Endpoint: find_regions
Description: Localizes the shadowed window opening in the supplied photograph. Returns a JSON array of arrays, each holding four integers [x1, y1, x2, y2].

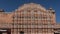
[[0, 32, 2, 34], [54, 32, 60, 34], [20, 31, 24, 34]]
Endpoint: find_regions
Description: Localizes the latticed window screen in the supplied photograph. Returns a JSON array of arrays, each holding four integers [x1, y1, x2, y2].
[[12, 9, 53, 34]]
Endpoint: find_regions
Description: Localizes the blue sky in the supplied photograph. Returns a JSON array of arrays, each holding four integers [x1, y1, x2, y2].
[[0, 0, 60, 23]]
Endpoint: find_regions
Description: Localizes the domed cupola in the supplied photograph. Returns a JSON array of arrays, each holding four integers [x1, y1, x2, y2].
[[48, 8, 55, 14]]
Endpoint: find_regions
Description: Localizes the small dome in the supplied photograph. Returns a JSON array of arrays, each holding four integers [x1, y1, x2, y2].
[[49, 8, 53, 10], [0, 9, 4, 12], [48, 8, 55, 14]]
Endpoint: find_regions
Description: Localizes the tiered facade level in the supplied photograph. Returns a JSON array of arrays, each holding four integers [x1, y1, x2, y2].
[[0, 3, 60, 34]]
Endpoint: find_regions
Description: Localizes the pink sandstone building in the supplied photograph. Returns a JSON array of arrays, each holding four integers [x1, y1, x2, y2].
[[0, 3, 60, 34]]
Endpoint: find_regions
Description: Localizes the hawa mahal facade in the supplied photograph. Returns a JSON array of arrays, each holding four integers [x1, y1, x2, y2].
[[0, 3, 60, 34]]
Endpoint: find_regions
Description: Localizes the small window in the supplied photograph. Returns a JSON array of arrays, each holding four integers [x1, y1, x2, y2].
[[20, 31, 24, 34]]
